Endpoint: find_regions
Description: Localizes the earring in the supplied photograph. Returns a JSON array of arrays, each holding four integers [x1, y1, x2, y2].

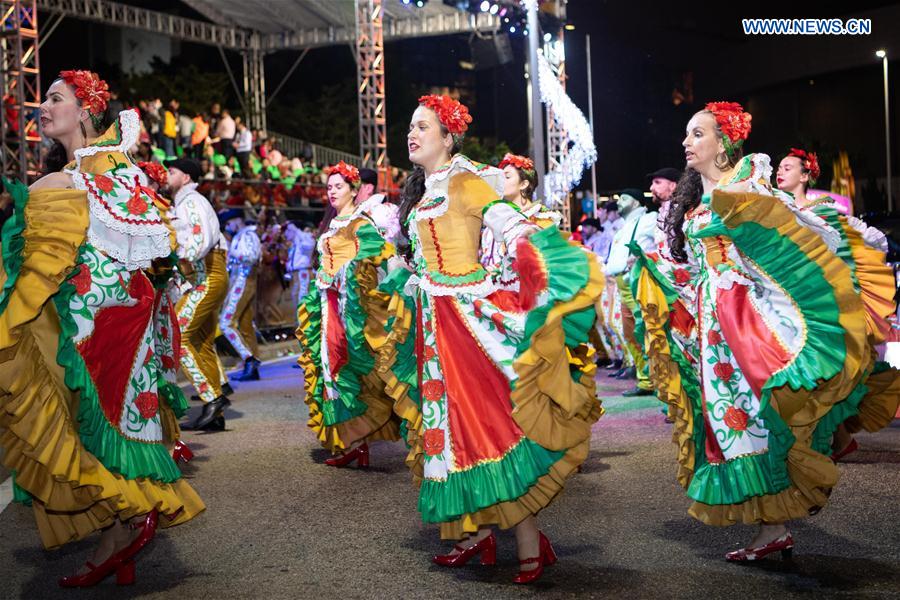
[[714, 152, 729, 170]]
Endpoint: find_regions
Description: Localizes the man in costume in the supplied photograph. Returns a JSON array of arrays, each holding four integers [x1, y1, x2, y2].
[[606, 188, 657, 396], [166, 158, 233, 431], [220, 211, 263, 381]]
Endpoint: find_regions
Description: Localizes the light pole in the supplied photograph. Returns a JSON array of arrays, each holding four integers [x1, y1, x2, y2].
[[877, 49, 892, 212]]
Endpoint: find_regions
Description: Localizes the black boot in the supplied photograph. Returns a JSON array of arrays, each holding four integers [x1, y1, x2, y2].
[[202, 415, 226, 431], [616, 366, 637, 380], [231, 357, 260, 382], [188, 395, 231, 430], [605, 359, 623, 371], [222, 382, 235, 396]]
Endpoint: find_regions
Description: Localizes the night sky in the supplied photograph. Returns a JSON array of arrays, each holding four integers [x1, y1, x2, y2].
[[36, 0, 900, 208]]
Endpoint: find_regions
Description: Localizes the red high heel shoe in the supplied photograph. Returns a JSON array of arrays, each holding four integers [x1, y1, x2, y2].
[[114, 510, 159, 562], [512, 532, 557, 584], [725, 532, 794, 562], [58, 511, 158, 588], [831, 438, 859, 463], [58, 555, 133, 588], [324, 443, 369, 468], [432, 532, 497, 567], [172, 440, 194, 464]]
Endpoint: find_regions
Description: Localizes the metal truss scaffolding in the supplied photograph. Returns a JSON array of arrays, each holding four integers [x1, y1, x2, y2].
[[544, 1, 569, 228], [356, 0, 388, 181], [242, 41, 266, 131], [1, 0, 41, 182]]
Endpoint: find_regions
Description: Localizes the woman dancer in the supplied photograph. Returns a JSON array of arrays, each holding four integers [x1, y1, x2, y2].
[[0, 71, 203, 586], [382, 95, 603, 583], [480, 153, 560, 288], [777, 147, 900, 460], [295, 161, 400, 467], [659, 101, 870, 560]]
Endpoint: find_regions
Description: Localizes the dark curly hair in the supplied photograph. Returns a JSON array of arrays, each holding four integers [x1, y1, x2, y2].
[[663, 110, 744, 262]]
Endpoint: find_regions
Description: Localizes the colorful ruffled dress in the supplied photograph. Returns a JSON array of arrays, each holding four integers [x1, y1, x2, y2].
[[382, 155, 603, 539], [796, 197, 900, 433], [295, 207, 401, 452], [480, 201, 561, 290], [0, 110, 204, 549], [642, 154, 871, 525]]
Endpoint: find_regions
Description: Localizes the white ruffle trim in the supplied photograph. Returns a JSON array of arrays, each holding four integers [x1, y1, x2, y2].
[[73, 109, 142, 167], [716, 268, 753, 291], [885, 342, 900, 369], [68, 109, 171, 270], [414, 272, 497, 298], [413, 155, 504, 223]]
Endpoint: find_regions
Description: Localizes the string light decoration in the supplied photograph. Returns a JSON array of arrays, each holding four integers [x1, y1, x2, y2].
[[536, 49, 596, 207]]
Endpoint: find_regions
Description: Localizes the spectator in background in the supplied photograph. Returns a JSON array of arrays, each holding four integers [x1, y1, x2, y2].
[[209, 102, 221, 137], [162, 99, 179, 158], [200, 157, 215, 180], [105, 89, 124, 122], [191, 112, 210, 158], [215, 108, 236, 160], [234, 119, 253, 176], [593, 200, 624, 262], [148, 98, 163, 148], [267, 140, 283, 168], [178, 110, 193, 152]]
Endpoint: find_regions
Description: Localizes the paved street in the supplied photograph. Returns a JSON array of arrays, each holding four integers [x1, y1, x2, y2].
[[1, 357, 899, 599]]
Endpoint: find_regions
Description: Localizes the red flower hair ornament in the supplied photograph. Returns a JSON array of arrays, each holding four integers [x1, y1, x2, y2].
[[704, 101, 752, 158], [138, 161, 168, 187], [498, 153, 535, 175], [418, 94, 472, 137], [325, 161, 361, 187], [58, 70, 110, 129], [787, 147, 821, 183]]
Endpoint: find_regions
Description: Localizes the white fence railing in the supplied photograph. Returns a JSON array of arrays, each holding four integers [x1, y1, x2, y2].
[[267, 130, 361, 168]]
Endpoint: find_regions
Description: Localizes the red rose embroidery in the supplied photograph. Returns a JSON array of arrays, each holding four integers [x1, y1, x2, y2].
[[422, 379, 445, 402], [724, 406, 749, 431], [192, 224, 202, 234], [179, 347, 188, 358], [707, 329, 723, 346], [126, 194, 148, 215], [423, 428, 445, 456], [613, 313, 621, 320], [423, 346, 437, 362], [713, 361, 735, 382], [160, 326, 169, 340], [194, 285, 206, 293], [234, 287, 243, 294], [673, 268, 691, 285], [646, 251, 660, 262], [143, 349, 154, 365], [178, 316, 189, 327], [135, 392, 159, 419], [94, 174, 115, 193], [71, 263, 92, 295], [198, 382, 209, 393], [161, 355, 176, 370], [490, 312, 507, 335]]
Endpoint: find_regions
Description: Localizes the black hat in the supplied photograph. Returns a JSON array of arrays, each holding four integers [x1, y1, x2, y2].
[[218, 208, 244, 227], [359, 168, 378, 187], [164, 158, 203, 182], [646, 167, 681, 183]]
